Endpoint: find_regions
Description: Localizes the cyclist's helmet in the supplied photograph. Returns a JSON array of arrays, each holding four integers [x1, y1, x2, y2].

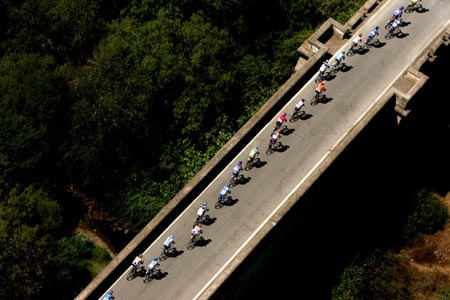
[[138, 253, 143, 258], [321, 81, 325, 84], [358, 33, 362, 37], [282, 112, 287, 116], [202, 202, 207, 206], [400, 6, 404, 11], [239, 160, 242, 165], [375, 26, 379, 30], [325, 59, 329, 63], [341, 51, 345, 54], [153, 256, 158, 261]]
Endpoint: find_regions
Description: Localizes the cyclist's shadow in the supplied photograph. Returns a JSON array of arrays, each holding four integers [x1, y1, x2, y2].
[[223, 196, 239, 207], [320, 96, 333, 104], [238, 176, 251, 185], [280, 127, 295, 136], [202, 216, 217, 226], [299, 113, 313, 120], [195, 238, 212, 248], [167, 248, 184, 258], [276, 144, 289, 153], [152, 270, 168, 280], [254, 160, 267, 169]]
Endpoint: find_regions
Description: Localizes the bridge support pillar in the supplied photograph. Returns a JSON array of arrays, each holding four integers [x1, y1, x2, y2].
[[392, 69, 428, 118]]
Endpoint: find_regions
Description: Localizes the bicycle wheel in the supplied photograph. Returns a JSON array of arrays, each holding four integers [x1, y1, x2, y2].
[[310, 95, 319, 106], [215, 200, 224, 209], [126, 269, 135, 281], [159, 250, 168, 261], [266, 144, 275, 155], [385, 31, 394, 40], [404, 5, 415, 13], [187, 239, 195, 250], [314, 74, 322, 83], [143, 271, 154, 283], [289, 111, 297, 123]]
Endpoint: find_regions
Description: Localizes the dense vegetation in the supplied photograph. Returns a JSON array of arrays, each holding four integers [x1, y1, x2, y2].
[[0, 0, 447, 299]]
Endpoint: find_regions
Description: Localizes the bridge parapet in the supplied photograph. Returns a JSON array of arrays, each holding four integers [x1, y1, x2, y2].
[[393, 21, 450, 117]]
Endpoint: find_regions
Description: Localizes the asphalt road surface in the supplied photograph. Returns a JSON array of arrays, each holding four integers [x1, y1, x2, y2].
[[99, 1, 450, 299]]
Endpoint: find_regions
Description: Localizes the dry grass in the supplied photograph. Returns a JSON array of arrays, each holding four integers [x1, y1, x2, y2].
[[396, 192, 450, 300]]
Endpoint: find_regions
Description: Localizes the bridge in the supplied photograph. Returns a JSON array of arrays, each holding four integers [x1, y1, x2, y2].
[[76, 0, 450, 299]]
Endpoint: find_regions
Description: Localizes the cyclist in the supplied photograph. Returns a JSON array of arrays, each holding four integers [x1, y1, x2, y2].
[[146, 257, 160, 275], [389, 18, 402, 33], [334, 51, 346, 67], [196, 202, 209, 223], [318, 60, 329, 79], [131, 253, 144, 274], [407, 0, 420, 8], [393, 6, 404, 19], [103, 290, 114, 300], [191, 224, 203, 240], [350, 33, 363, 51], [218, 185, 230, 202], [315, 81, 326, 100], [270, 129, 281, 147], [163, 234, 175, 254], [247, 146, 259, 164], [294, 98, 305, 114], [232, 160, 243, 183], [275, 112, 287, 129], [366, 26, 379, 43]]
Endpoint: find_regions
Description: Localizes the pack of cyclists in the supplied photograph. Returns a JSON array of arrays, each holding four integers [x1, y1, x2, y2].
[[110, 4, 419, 296]]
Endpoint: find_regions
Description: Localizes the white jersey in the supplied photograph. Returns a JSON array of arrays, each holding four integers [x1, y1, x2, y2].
[[319, 63, 328, 72], [197, 206, 206, 217]]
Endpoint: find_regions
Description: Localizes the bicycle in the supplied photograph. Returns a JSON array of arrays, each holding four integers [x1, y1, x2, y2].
[[364, 37, 380, 48], [159, 244, 176, 261], [244, 157, 260, 171], [126, 264, 144, 280], [289, 108, 306, 123], [385, 27, 401, 39], [310, 89, 326, 106], [404, 1, 422, 13], [346, 44, 365, 56], [329, 61, 346, 75], [266, 140, 283, 155], [314, 69, 331, 83], [216, 186, 231, 208], [187, 234, 203, 250], [143, 263, 161, 283]]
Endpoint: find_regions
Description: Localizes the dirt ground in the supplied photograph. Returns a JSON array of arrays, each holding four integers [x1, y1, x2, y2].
[[396, 191, 450, 300]]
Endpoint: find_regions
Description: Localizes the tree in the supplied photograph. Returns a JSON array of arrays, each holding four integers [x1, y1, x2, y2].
[[0, 186, 62, 300], [0, 53, 68, 191]]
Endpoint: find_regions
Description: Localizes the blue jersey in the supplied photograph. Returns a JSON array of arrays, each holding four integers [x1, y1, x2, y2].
[[232, 163, 242, 175], [219, 186, 229, 198], [336, 52, 345, 62], [368, 29, 378, 39], [164, 235, 174, 247]]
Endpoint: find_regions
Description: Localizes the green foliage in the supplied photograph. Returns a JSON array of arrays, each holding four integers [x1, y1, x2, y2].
[[42, 234, 111, 300], [0, 53, 68, 188], [332, 250, 409, 300], [2, 0, 106, 63], [440, 289, 450, 300], [402, 189, 449, 243], [0, 185, 62, 300]]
